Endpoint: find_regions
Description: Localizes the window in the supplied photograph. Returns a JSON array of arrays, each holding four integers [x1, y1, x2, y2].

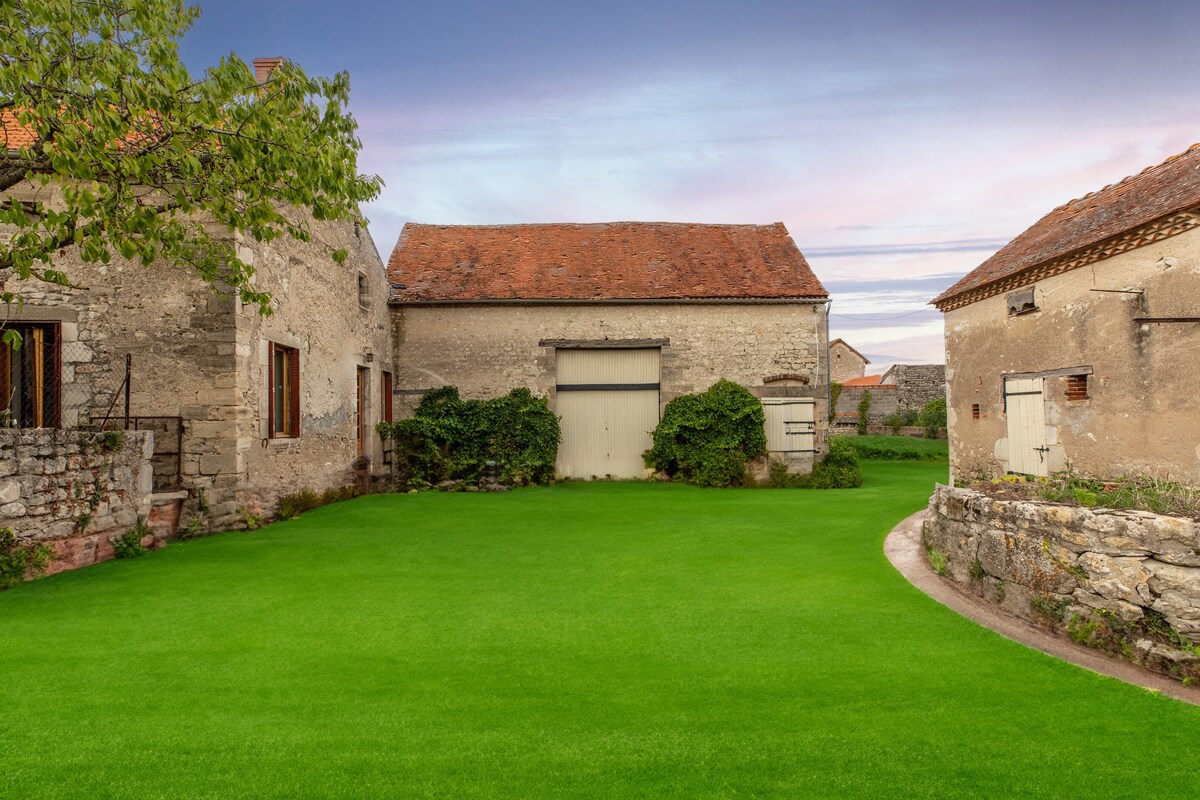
[[381, 370, 394, 423], [268, 343, 300, 438], [0, 323, 61, 429], [971, 403, 980, 420], [1065, 374, 1089, 401]]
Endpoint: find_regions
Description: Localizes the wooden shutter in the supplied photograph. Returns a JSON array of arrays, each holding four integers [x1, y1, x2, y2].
[[288, 346, 300, 437], [381, 371, 393, 423], [267, 343, 276, 437]]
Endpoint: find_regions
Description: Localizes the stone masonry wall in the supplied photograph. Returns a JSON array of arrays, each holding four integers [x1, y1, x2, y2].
[[890, 365, 946, 411], [392, 301, 830, 441], [0, 429, 154, 576], [833, 386, 898, 423], [233, 219, 395, 517], [924, 485, 1200, 679]]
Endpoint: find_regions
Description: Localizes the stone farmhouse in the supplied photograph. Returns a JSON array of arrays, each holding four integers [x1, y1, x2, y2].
[[387, 222, 832, 478], [829, 338, 869, 383], [1, 87, 396, 547], [933, 142, 1200, 484]]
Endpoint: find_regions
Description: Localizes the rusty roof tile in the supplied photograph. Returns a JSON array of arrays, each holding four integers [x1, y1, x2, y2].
[[934, 142, 1200, 308], [387, 222, 827, 302]]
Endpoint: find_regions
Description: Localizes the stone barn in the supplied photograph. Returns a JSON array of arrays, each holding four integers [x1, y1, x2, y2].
[[387, 222, 831, 478], [829, 338, 869, 383], [933, 142, 1200, 483]]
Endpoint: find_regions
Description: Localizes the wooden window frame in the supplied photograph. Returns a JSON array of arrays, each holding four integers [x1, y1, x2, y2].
[[356, 366, 369, 457], [268, 342, 301, 439]]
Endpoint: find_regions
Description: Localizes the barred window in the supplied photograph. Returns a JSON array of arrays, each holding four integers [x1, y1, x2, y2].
[[0, 323, 61, 429]]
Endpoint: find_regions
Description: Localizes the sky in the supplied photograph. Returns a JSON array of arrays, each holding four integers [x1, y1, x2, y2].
[[178, 0, 1200, 371]]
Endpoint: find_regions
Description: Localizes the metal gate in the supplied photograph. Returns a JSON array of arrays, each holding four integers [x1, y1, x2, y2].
[[1003, 376, 1049, 476], [762, 398, 816, 454], [555, 348, 660, 479]]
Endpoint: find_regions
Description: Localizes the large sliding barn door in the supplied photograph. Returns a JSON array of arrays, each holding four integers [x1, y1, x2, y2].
[[1004, 376, 1049, 476], [556, 349, 660, 479]]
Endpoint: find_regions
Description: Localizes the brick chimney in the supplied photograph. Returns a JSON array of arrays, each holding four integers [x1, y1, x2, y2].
[[253, 57, 285, 85]]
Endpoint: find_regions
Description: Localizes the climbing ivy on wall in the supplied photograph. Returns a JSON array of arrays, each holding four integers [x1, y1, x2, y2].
[[377, 387, 560, 486], [645, 379, 767, 487]]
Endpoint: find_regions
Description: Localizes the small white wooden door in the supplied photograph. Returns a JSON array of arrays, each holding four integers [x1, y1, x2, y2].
[[762, 399, 816, 454], [1004, 377, 1049, 476]]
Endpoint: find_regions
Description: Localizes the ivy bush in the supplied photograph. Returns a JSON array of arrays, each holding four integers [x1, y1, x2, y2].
[[809, 437, 864, 489], [856, 391, 872, 435], [377, 386, 560, 487], [645, 379, 766, 487]]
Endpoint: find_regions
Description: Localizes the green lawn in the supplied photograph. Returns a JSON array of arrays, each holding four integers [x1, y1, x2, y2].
[[840, 434, 949, 460], [3, 461, 1199, 798]]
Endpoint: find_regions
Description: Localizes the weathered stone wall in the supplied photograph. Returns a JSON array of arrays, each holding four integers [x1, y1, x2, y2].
[[888, 365, 946, 411], [833, 386, 898, 422], [924, 485, 1200, 677], [233, 220, 395, 518], [0, 429, 154, 575], [942, 226, 1200, 483], [2, 179, 395, 528], [391, 301, 831, 443]]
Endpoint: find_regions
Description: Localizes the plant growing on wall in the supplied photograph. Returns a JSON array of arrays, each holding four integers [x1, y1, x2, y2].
[[0, 0, 381, 326], [856, 391, 872, 435], [377, 387, 560, 487], [830, 381, 843, 418], [645, 379, 767, 487], [0, 527, 52, 589]]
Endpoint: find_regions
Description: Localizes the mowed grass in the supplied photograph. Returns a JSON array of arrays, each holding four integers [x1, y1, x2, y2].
[[840, 434, 949, 460], [3, 462, 1199, 798]]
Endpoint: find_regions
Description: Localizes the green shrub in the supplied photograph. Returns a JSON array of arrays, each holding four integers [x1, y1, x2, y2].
[[829, 381, 843, 416], [917, 397, 947, 438], [645, 379, 766, 487], [275, 488, 321, 520], [0, 527, 53, 589], [856, 391, 872, 435], [883, 409, 920, 428], [378, 387, 559, 486], [809, 437, 863, 489], [765, 459, 811, 488], [840, 435, 947, 461], [111, 519, 149, 559]]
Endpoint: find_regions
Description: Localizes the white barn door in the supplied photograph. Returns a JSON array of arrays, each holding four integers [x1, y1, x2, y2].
[[762, 399, 816, 454], [1004, 377, 1048, 476], [556, 349, 661, 479]]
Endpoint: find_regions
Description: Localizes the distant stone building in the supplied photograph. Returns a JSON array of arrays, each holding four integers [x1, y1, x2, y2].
[[829, 338, 869, 383], [880, 364, 946, 411], [934, 142, 1200, 483], [387, 222, 831, 478]]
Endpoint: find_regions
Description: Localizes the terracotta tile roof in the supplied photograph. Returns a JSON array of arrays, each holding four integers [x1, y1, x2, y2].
[[387, 222, 827, 302], [934, 142, 1200, 309], [829, 338, 869, 363], [841, 375, 890, 387], [2, 111, 37, 151]]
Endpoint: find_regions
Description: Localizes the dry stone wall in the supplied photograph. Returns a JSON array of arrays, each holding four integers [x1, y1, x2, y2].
[[924, 485, 1200, 679], [0, 429, 155, 575]]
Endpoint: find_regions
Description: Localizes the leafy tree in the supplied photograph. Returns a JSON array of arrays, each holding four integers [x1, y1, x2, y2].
[[0, 0, 381, 326]]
